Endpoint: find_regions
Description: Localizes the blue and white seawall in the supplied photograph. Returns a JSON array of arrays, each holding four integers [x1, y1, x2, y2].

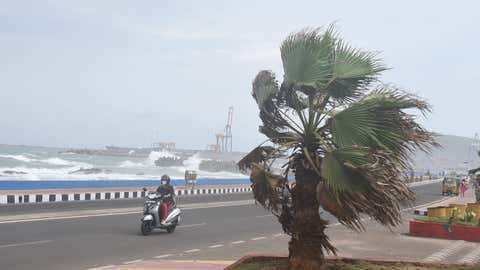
[[0, 180, 252, 204]]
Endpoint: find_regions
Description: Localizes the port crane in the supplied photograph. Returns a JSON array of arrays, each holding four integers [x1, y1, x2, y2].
[[207, 106, 233, 152]]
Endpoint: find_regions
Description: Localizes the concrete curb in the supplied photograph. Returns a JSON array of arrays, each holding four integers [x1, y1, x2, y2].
[[224, 254, 478, 269], [410, 220, 480, 242], [0, 185, 252, 205], [224, 254, 285, 270]]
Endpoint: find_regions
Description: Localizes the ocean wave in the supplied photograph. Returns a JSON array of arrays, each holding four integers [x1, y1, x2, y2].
[[0, 166, 174, 180], [182, 153, 203, 170], [0, 154, 35, 163], [39, 157, 92, 167], [41, 157, 72, 166], [147, 151, 180, 165], [171, 166, 246, 179], [118, 160, 148, 168]]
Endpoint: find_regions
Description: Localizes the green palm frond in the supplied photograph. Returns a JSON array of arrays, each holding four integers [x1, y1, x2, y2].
[[328, 86, 437, 169], [252, 70, 279, 109], [326, 40, 386, 101], [249, 164, 287, 213], [237, 146, 280, 171], [277, 83, 309, 112], [469, 167, 480, 175], [259, 126, 301, 146], [280, 27, 336, 91], [320, 147, 373, 193], [318, 149, 415, 230]]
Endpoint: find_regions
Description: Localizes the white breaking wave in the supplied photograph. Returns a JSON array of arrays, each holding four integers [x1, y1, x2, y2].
[[0, 148, 246, 180], [40, 157, 92, 167], [41, 157, 72, 166], [118, 160, 148, 168], [0, 166, 176, 180], [0, 154, 35, 163], [172, 167, 245, 179], [0, 154, 91, 168], [169, 154, 245, 179], [147, 150, 180, 165], [182, 153, 203, 170]]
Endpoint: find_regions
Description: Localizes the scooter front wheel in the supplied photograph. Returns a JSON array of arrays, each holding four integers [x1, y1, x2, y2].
[[141, 221, 153, 235]]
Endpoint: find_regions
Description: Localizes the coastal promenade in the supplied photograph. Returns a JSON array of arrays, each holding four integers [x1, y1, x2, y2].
[[1, 180, 474, 270]]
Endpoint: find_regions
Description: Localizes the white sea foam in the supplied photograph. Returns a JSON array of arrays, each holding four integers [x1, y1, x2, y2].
[[0, 154, 35, 163], [182, 153, 203, 170], [0, 166, 176, 180], [41, 157, 72, 166], [118, 160, 147, 168], [147, 150, 180, 165], [0, 148, 246, 180], [186, 169, 245, 179], [40, 157, 93, 167], [169, 154, 245, 179]]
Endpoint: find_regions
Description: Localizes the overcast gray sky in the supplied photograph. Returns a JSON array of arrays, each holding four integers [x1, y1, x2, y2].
[[1, 0, 479, 151]]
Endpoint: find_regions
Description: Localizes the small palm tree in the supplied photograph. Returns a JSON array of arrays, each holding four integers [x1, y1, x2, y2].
[[469, 151, 480, 175], [239, 26, 437, 270], [468, 151, 480, 203]]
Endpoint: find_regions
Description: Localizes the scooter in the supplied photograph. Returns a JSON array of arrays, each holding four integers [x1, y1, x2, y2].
[[140, 188, 182, 235]]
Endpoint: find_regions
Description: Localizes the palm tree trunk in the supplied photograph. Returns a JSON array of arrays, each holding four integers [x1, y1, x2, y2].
[[288, 166, 334, 270]]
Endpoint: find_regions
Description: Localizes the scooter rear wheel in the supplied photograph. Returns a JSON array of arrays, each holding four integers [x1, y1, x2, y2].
[[166, 225, 176, 233], [141, 221, 153, 235]]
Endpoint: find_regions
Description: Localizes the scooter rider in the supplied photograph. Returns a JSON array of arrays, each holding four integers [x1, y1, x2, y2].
[[157, 174, 175, 225]]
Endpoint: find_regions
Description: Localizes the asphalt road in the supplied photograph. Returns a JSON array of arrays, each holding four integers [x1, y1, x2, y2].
[[0, 182, 445, 270]]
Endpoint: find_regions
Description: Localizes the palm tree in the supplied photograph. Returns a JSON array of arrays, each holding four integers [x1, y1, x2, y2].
[[468, 151, 480, 203], [238, 26, 437, 270], [468, 151, 480, 175]]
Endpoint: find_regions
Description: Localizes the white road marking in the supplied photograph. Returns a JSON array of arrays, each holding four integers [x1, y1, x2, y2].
[[0, 200, 254, 224], [0, 212, 140, 225], [273, 233, 283, 237], [0, 240, 53, 249], [403, 197, 451, 212], [154, 254, 173, 259], [209, 244, 224, 248], [184, 249, 200, 253], [231, 240, 245, 245], [424, 241, 467, 262], [327, 217, 370, 228], [255, 214, 274, 218], [85, 265, 116, 270], [123, 259, 142, 264], [407, 178, 443, 187], [251, 236, 267, 241], [178, 222, 206, 228], [457, 244, 480, 264]]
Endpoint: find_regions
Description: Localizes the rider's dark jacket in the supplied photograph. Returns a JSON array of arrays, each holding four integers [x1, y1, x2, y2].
[[156, 184, 175, 204]]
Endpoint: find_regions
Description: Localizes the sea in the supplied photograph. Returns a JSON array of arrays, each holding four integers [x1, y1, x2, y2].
[[0, 144, 249, 189]]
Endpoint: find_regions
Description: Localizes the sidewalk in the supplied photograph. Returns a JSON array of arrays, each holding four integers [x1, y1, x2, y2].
[[414, 188, 476, 216], [95, 260, 234, 270]]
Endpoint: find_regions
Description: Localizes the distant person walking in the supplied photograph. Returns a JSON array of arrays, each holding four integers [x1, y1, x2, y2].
[[460, 179, 468, 198]]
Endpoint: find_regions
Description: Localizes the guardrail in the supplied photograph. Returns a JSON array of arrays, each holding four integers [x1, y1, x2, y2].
[[0, 185, 252, 205]]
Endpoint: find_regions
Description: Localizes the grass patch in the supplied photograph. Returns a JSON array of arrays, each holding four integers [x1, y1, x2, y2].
[[231, 257, 480, 270], [415, 217, 479, 227]]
